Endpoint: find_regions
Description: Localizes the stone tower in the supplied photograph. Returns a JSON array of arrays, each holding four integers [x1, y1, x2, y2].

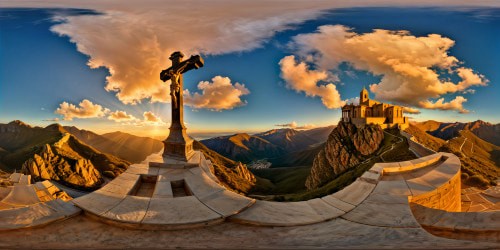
[[360, 86, 369, 104]]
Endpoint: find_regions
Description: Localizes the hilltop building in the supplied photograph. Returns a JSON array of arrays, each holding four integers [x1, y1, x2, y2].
[[341, 87, 409, 130]]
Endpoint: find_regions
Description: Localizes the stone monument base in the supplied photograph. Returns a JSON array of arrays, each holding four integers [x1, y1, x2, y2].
[[162, 139, 195, 162]]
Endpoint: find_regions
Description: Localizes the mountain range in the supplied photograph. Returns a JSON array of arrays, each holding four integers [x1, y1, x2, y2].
[[0, 120, 259, 193], [200, 126, 335, 165], [0, 121, 129, 189], [406, 120, 500, 188], [413, 120, 500, 146], [63, 126, 163, 164]]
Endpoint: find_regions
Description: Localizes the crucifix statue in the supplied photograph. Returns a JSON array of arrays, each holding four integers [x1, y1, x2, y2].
[[160, 51, 204, 161]]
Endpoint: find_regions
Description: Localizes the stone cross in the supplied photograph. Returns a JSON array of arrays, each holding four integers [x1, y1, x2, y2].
[[160, 51, 204, 161]]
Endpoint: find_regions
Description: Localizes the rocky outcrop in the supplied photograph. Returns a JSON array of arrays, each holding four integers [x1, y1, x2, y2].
[[234, 162, 257, 183], [193, 141, 257, 194], [305, 121, 384, 190], [22, 144, 103, 189]]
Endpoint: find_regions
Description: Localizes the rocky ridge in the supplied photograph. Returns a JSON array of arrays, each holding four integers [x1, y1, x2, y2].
[[305, 121, 384, 190], [22, 135, 103, 189]]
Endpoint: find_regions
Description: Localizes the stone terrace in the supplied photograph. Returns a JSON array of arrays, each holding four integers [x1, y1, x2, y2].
[[0, 152, 498, 248]]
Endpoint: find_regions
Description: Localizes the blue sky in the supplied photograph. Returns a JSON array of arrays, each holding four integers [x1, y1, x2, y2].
[[1, 2, 499, 138]]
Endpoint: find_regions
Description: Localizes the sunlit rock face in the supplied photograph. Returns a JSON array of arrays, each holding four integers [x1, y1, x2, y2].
[[22, 143, 103, 189], [306, 121, 383, 190]]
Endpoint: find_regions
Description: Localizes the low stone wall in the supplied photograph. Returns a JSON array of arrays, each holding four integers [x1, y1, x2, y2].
[[401, 131, 436, 157], [409, 169, 462, 212], [411, 203, 499, 242]]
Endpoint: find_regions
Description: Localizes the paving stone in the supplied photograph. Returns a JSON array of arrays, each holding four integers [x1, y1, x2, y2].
[[8, 173, 21, 183], [0, 186, 12, 200], [360, 171, 381, 184], [45, 198, 81, 216], [126, 164, 151, 175], [152, 181, 173, 198], [408, 203, 445, 226], [331, 180, 375, 206], [369, 163, 385, 174], [34, 180, 53, 191], [483, 186, 500, 199], [231, 200, 323, 226], [373, 177, 412, 196], [321, 195, 356, 212], [157, 168, 193, 181], [142, 196, 221, 225], [200, 190, 254, 217], [184, 173, 225, 200], [18, 174, 31, 185], [342, 200, 420, 228], [410, 153, 442, 168], [306, 198, 345, 220], [433, 211, 500, 231], [364, 192, 409, 204], [410, 169, 453, 188], [2, 184, 40, 205], [99, 182, 135, 196], [0, 201, 18, 210], [102, 196, 151, 223], [405, 178, 435, 196], [72, 192, 125, 215], [116, 172, 142, 180], [0, 202, 65, 230]]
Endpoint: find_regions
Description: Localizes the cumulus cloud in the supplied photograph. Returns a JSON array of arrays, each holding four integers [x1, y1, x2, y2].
[[55, 99, 109, 121], [286, 25, 488, 113], [275, 121, 316, 130], [107, 110, 166, 126], [403, 107, 421, 114], [142, 111, 166, 125], [279, 55, 345, 109], [108, 110, 137, 122], [184, 76, 250, 111], [34, 1, 342, 105], [419, 96, 469, 114]]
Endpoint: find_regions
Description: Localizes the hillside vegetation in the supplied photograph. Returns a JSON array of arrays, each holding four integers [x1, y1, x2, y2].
[[406, 122, 499, 189]]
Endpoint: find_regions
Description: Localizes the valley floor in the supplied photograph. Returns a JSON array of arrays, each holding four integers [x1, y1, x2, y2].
[[0, 214, 497, 249]]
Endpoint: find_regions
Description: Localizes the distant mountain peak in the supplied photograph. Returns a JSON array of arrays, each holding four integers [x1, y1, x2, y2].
[[45, 123, 67, 133], [8, 120, 31, 128]]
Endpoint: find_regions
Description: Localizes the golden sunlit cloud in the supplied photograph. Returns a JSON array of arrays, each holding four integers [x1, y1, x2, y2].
[[46, 1, 334, 105], [108, 110, 137, 122], [55, 99, 109, 121], [403, 107, 421, 114], [184, 76, 250, 111], [419, 96, 470, 114], [279, 55, 345, 109], [142, 111, 164, 125], [285, 25, 488, 113]]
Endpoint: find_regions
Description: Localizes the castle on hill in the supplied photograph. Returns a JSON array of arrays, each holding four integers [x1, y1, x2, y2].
[[341, 87, 409, 130]]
